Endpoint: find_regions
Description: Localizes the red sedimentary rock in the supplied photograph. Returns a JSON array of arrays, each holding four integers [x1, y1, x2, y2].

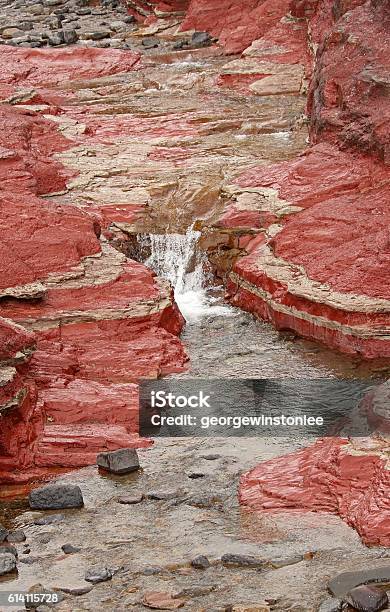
[[225, 0, 390, 358], [240, 436, 390, 547], [0, 45, 187, 488]]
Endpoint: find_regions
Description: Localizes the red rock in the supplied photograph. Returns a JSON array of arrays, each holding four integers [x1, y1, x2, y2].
[[240, 437, 390, 547], [0, 46, 140, 91], [182, 0, 292, 54], [226, 0, 390, 359]]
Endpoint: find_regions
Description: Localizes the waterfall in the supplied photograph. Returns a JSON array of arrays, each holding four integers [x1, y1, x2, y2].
[[137, 227, 233, 322]]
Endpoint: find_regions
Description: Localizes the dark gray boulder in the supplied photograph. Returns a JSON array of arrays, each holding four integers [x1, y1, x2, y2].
[[97, 448, 139, 475], [29, 484, 84, 510]]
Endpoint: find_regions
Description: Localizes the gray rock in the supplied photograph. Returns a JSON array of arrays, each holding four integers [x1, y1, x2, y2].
[[123, 15, 135, 24], [18, 22, 35, 31], [191, 555, 211, 569], [85, 567, 113, 584], [270, 554, 303, 568], [75, 7, 92, 15], [60, 585, 93, 596], [47, 31, 64, 45], [26, 4, 44, 15], [34, 513, 65, 525], [29, 484, 84, 510], [63, 29, 78, 44], [97, 448, 140, 475], [142, 37, 159, 49], [200, 454, 221, 460], [109, 20, 126, 32], [186, 494, 224, 508], [329, 567, 390, 598], [346, 585, 388, 612], [318, 598, 342, 612], [221, 553, 265, 569], [117, 493, 143, 504], [0, 553, 17, 576], [83, 30, 110, 40], [187, 472, 206, 479], [6, 529, 26, 543], [141, 566, 163, 576], [61, 543, 81, 554], [147, 490, 178, 501], [191, 31, 212, 47], [0, 524, 8, 542], [0, 543, 18, 558], [2, 27, 25, 39]]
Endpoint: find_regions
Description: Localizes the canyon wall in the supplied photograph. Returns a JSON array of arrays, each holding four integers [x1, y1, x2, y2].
[[222, 0, 390, 359]]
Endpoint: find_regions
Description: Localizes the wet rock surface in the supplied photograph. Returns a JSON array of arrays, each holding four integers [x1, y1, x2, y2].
[[29, 485, 84, 510], [0, 0, 388, 610], [97, 448, 140, 474]]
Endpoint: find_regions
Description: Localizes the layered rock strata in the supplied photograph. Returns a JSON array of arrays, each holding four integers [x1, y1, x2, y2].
[[216, 0, 390, 359], [0, 45, 187, 488]]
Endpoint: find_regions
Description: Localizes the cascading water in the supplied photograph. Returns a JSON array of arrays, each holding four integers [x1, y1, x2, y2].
[[137, 227, 234, 322]]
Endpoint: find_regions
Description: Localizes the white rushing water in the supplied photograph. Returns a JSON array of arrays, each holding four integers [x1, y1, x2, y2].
[[138, 228, 234, 322]]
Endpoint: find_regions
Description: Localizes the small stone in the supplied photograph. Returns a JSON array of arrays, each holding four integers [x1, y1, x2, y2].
[[34, 513, 65, 525], [123, 15, 136, 24], [187, 472, 205, 479], [0, 524, 8, 542], [200, 454, 221, 460], [83, 30, 110, 41], [61, 543, 81, 554], [142, 591, 185, 609], [0, 543, 18, 558], [191, 555, 210, 569], [85, 567, 113, 584], [191, 31, 212, 47], [318, 599, 343, 612], [270, 554, 303, 568], [97, 448, 140, 475], [47, 31, 64, 45], [346, 585, 389, 612], [0, 553, 17, 576], [186, 494, 223, 508], [6, 529, 26, 543], [142, 566, 163, 576], [147, 490, 178, 501], [26, 4, 44, 15], [2, 27, 25, 39], [142, 37, 159, 49], [29, 484, 84, 510], [18, 22, 35, 32], [60, 585, 93, 596], [75, 7, 92, 15], [63, 29, 78, 44], [221, 554, 265, 569], [44, 0, 62, 6], [117, 494, 143, 504], [23, 547, 31, 554], [109, 20, 126, 32]]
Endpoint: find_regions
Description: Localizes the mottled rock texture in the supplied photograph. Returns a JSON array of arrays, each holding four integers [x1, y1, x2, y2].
[[0, 45, 187, 488], [240, 434, 390, 547], [224, 0, 390, 359]]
